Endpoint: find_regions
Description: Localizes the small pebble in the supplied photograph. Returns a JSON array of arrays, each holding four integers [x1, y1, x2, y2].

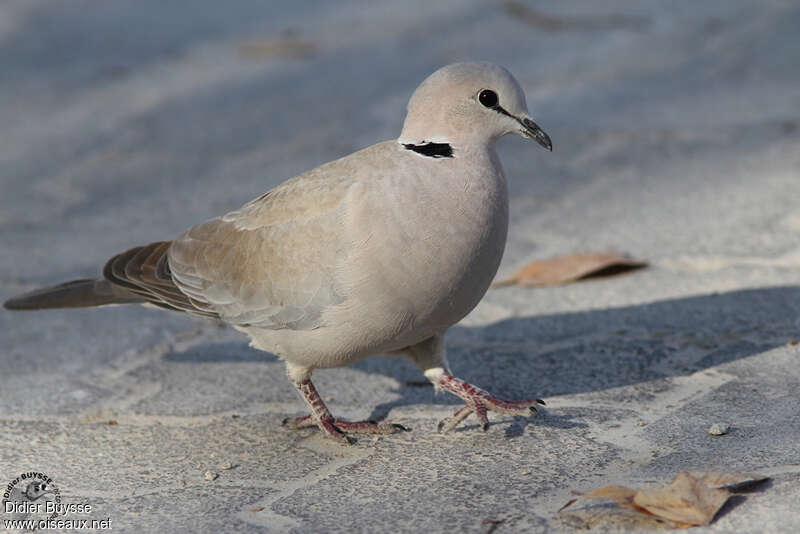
[[204, 471, 219, 481], [708, 423, 730, 436], [219, 461, 234, 470]]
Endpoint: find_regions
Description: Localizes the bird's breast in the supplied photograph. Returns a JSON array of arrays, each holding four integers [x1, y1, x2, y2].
[[342, 153, 509, 342]]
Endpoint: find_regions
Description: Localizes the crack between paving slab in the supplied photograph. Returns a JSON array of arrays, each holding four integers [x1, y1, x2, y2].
[[0, 402, 305, 426], [87, 325, 211, 385], [60, 481, 277, 500], [0, 402, 458, 428], [547, 369, 737, 468], [70, 324, 228, 420], [236, 443, 373, 532], [548, 368, 736, 416]]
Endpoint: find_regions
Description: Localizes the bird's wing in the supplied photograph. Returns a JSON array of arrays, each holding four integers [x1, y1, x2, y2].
[[167, 158, 362, 330], [103, 240, 219, 316]]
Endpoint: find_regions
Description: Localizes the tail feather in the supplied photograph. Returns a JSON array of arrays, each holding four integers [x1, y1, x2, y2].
[[3, 279, 143, 310], [4, 240, 218, 318]]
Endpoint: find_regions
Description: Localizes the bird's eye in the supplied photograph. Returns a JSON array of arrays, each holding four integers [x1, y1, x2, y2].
[[478, 89, 498, 108]]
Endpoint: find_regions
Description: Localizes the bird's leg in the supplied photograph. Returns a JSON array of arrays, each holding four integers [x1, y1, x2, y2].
[[282, 364, 408, 443], [406, 334, 544, 432], [427, 371, 545, 432]]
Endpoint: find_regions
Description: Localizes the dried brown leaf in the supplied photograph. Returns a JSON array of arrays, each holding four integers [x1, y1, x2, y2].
[[633, 472, 729, 526], [238, 35, 315, 59], [558, 485, 637, 512], [560, 506, 675, 531], [502, 1, 649, 31], [559, 471, 768, 529], [581, 485, 639, 504], [493, 252, 647, 288]]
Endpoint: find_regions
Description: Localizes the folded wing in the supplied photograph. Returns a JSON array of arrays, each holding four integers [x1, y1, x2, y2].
[[167, 168, 356, 329]]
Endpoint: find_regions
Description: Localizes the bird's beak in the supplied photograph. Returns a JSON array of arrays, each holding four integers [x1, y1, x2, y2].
[[518, 116, 552, 151]]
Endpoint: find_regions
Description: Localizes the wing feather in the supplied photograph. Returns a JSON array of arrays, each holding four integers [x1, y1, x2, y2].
[[102, 241, 218, 317], [167, 162, 358, 329]]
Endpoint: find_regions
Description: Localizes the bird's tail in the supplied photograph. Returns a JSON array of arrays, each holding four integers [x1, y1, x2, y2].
[[3, 278, 144, 311]]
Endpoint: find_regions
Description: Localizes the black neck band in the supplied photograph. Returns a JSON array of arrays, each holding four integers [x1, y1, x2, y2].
[[403, 142, 453, 158]]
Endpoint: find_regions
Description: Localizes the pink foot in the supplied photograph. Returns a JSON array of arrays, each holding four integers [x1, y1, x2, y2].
[[286, 379, 409, 444], [430, 373, 545, 432]]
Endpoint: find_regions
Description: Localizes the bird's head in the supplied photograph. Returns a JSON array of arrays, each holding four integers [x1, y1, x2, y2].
[[399, 62, 551, 151]]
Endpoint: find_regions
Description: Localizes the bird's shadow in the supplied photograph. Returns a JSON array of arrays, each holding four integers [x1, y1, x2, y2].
[[161, 286, 800, 427], [354, 285, 800, 423]]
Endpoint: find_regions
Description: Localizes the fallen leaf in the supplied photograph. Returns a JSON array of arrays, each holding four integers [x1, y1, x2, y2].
[[502, 1, 649, 31], [559, 485, 637, 513], [581, 485, 639, 502], [238, 33, 315, 59], [493, 252, 647, 288], [559, 471, 769, 529], [633, 472, 729, 526], [559, 506, 673, 531]]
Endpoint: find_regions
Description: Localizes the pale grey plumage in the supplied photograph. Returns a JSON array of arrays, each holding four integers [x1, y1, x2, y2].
[[4, 62, 551, 442]]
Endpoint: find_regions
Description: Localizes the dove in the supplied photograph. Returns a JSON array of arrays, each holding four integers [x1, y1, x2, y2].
[[4, 62, 552, 443]]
